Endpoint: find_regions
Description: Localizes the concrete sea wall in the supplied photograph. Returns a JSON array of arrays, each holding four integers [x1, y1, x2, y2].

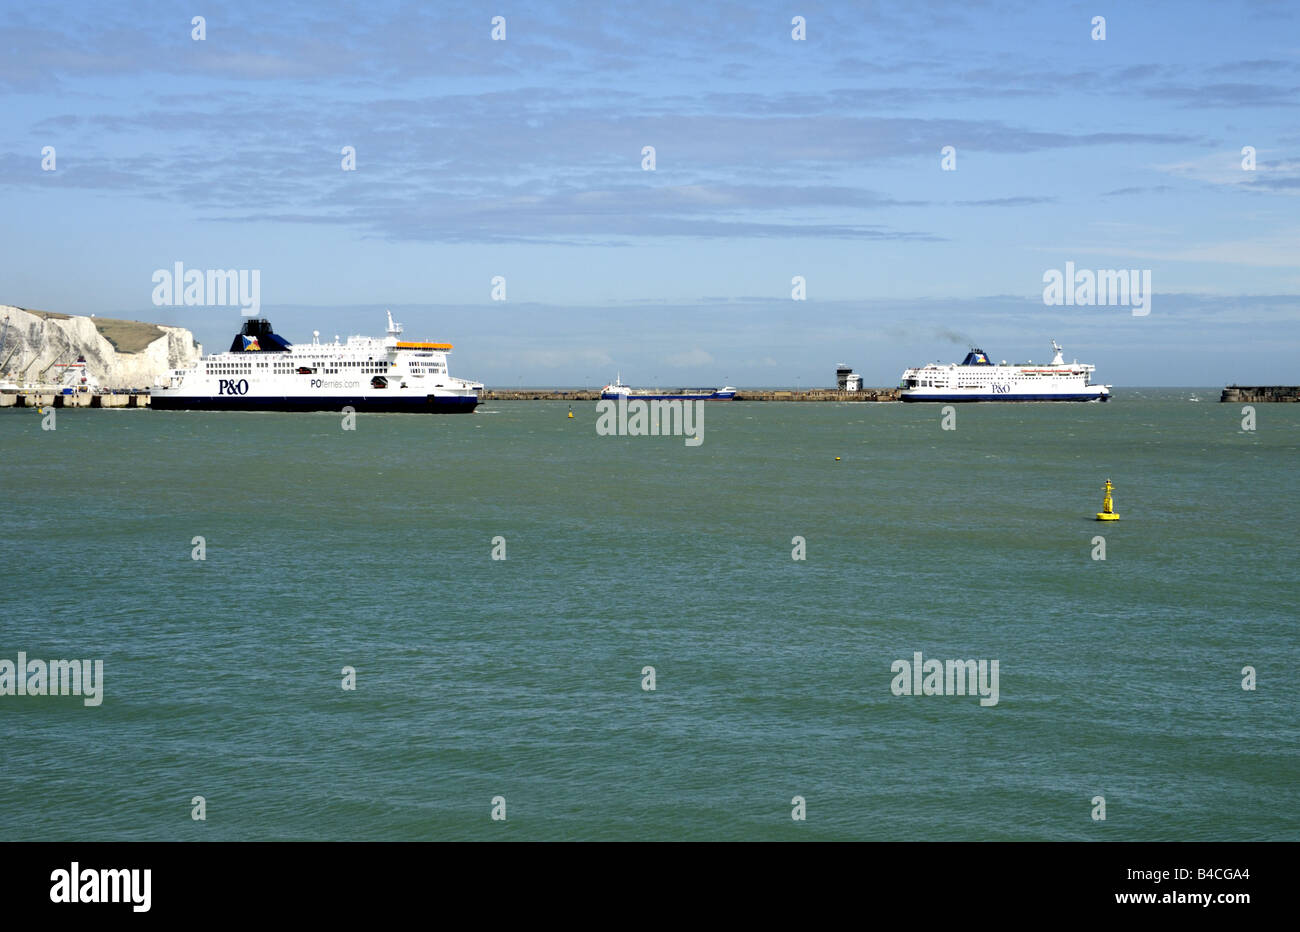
[[1220, 386, 1300, 403]]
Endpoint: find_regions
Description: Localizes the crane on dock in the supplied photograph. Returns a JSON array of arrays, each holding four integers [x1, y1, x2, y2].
[[0, 314, 16, 375], [0, 315, 18, 389], [37, 354, 69, 383], [16, 350, 69, 388], [19, 354, 41, 383]]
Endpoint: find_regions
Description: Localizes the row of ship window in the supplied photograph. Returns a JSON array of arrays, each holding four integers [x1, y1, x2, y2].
[[915, 374, 1084, 387], [919, 374, 1061, 384], [205, 358, 382, 366], [205, 360, 443, 374]]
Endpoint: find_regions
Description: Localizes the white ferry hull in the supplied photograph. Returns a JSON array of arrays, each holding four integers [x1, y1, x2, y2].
[[151, 393, 479, 413], [901, 387, 1110, 402]]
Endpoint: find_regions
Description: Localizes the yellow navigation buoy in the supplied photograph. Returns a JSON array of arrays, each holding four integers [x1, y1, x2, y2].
[[567, 407, 574, 419], [835, 456, 841, 461], [1096, 478, 1119, 521]]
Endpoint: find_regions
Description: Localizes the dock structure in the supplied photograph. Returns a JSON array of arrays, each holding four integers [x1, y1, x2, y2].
[[1220, 386, 1300, 403], [0, 392, 150, 408]]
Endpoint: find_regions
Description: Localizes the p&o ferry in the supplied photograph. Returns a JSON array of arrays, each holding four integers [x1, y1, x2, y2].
[[153, 312, 483, 412], [899, 341, 1110, 402]]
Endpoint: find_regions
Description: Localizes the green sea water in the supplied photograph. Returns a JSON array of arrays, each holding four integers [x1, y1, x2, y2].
[[1, 391, 1297, 840]]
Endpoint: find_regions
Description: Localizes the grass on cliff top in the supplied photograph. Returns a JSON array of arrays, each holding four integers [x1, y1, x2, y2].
[[92, 319, 166, 354], [20, 308, 165, 354]]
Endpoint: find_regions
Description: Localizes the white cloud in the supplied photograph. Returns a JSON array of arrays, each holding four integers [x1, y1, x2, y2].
[[1030, 228, 1300, 268], [1155, 148, 1300, 194], [662, 347, 715, 367]]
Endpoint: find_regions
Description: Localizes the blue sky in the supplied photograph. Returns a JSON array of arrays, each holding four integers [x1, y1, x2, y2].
[[2, 0, 1298, 385]]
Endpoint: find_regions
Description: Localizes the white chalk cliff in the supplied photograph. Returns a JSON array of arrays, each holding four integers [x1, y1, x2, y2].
[[0, 305, 202, 390]]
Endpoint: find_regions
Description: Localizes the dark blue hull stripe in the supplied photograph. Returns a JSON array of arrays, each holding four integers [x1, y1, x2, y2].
[[151, 395, 480, 413]]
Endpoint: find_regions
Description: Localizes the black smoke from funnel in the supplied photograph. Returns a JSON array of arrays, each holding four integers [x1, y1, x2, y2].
[[934, 328, 974, 345]]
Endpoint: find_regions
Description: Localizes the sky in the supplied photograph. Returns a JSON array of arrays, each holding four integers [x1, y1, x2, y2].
[[2, 0, 1298, 386]]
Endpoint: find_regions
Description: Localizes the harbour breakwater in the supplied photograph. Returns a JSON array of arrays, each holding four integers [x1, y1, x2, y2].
[[1219, 386, 1300, 403], [481, 388, 901, 402]]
